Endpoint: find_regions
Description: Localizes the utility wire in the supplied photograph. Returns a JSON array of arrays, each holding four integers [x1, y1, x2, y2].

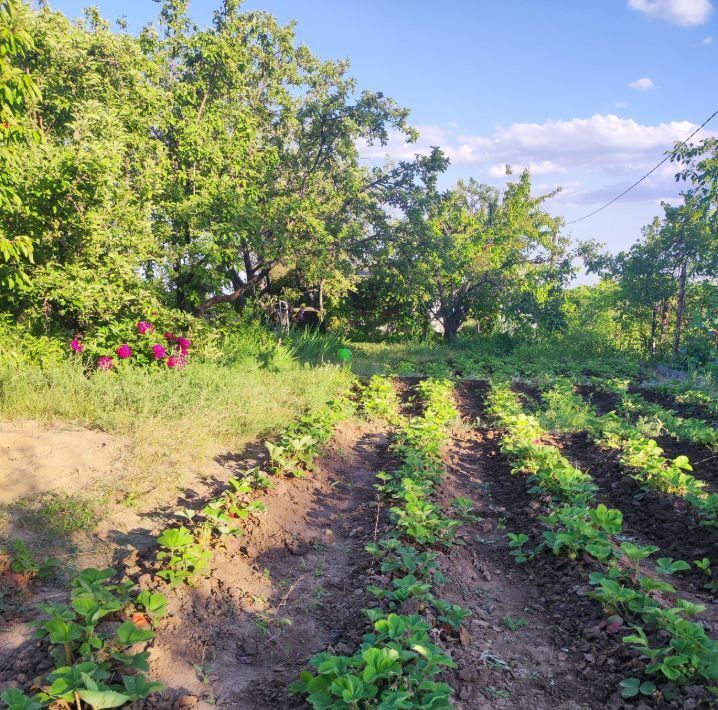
[[566, 108, 718, 225]]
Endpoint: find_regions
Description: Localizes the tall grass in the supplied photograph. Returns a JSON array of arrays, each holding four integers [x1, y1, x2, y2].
[[0, 358, 351, 503]]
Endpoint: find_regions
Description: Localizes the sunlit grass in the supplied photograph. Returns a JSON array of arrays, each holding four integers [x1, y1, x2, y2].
[[0, 358, 351, 504]]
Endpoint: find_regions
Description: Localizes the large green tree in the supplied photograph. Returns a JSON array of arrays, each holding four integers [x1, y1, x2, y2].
[[146, 0, 420, 315], [370, 170, 570, 341], [0, 0, 40, 290]]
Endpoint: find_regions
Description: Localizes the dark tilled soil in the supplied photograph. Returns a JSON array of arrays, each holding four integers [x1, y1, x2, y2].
[[631, 386, 718, 426], [556, 431, 718, 607], [451, 380, 718, 708], [654, 436, 718, 491], [576, 385, 620, 416], [578, 383, 718, 491], [393, 376, 424, 418], [440, 381, 634, 709], [512, 380, 542, 412]]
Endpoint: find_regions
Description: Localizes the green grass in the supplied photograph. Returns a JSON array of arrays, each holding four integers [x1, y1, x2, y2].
[[0, 358, 351, 503], [348, 341, 453, 377], [17, 492, 99, 537]]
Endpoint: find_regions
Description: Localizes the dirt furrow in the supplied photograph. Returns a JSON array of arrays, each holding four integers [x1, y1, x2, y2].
[[440, 381, 631, 709], [630, 385, 718, 426], [556, 432, 718, 617], [140, 421, 391, 709]]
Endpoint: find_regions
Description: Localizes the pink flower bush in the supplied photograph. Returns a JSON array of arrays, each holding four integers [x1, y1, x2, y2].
[[116, 343, 132, 359], [176, 336, 191, 355], [97, 356, 114, 370], [82, 319, 192, 374], [167, 354, 186, 369]]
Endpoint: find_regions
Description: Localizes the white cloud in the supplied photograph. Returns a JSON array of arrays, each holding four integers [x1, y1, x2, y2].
[[628, 0, 714, 26], [703, 35, 715, 43], [628, 77, 655, 90], [358, 114, 713, 204], [488, 160, 567, 178]]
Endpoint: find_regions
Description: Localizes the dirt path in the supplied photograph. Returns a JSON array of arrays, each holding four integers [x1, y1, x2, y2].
[[438, 381, 630, 709], [139, 421, 391, 709]]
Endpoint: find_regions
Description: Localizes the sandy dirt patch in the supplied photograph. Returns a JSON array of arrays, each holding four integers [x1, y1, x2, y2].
[[0, 419, 127, 504]]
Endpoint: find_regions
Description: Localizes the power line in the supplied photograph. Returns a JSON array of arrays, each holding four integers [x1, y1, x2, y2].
[[566, 108, 718, 225]]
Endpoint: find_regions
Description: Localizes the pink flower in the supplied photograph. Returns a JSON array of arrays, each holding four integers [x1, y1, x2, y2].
[[152, 343, 167, 360], [163, 332, 175, 342], [176, 336, 191, 354], [532, 438, 542, 445], [70, 339, 84, 353], [167, 354, 186, 369], [97, 356, 114, 370], [137, 321, 154, 335], [116, 344, 132, 359]]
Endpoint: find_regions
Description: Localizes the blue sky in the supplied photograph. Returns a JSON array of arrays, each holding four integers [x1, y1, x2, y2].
[[46, 0, 717, 258]]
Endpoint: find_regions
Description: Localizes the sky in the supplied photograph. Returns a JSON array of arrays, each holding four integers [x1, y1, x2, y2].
[[46, 0, 718, 260]]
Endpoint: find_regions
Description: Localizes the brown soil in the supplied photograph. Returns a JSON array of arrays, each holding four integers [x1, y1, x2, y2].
[[630, 386, 718, 425], [575, 385, 620, 416], [512, 380, 542, 412], [556, 431, 718, 606], [0, 421, 393, 708], [393, 376, 424, 418], [439, 382, 630, 708], [654, 436, 718, 491], [449, 381, 717, 708], [0, 420, 128, 504], [578, 383, 718, 492]]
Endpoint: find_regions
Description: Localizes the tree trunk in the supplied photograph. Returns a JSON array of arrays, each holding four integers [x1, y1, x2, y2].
[[673, 261, 688, 355], [658, 299, 670, 347], [442, 313, 460, 342], [649, 305, 658, 356]]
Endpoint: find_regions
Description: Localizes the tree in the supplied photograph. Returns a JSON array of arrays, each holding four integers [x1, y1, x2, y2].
[[0, 0, 40, 290], [373, 169, 569, 341], [1, 5, 165, 326], [146, 0, 420, 316]]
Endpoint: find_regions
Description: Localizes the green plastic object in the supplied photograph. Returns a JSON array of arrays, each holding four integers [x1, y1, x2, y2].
[[337, 348, 352, 364]]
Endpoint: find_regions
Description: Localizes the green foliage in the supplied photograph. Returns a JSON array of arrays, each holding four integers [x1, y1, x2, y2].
[[155, 526, 212, 587], [290, 614, 455, 709], [266, 395, 354, 476], [27, 568, 165, 707], [20, 492, 99, 536], [8, 539, 59, 579], [360, 375, 402, 425]]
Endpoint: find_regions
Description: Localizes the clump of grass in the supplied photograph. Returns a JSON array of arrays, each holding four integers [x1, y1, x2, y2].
[[18, 492, 99, 536], [501, 616, 529, 632]]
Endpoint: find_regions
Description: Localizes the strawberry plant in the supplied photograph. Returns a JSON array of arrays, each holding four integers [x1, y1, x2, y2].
[[361, 375, 402, 424], [365, 539, 444, 581], [290, 613, 455, 709], [9, 539, 59, 580], [156, 526, 212, 586], [619, 677, 656, 699], [11, 568, 167, 708], [655, 557, 690, 576], [540, 503, 622, 562], [295, 379, 465, 708], [507, 532, 535, 564]]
